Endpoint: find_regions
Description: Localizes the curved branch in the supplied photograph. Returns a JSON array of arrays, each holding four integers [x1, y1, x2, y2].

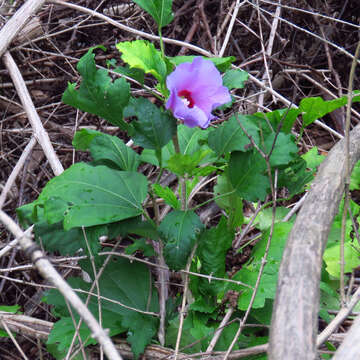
[[0, 0, 46, 57], [0, 210, 123, 360], [269, 123, 360, 359]]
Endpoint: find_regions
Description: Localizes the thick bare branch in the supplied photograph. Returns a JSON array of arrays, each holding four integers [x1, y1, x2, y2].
[[0, 0, 46, 57], [269, 123, 360, 359]]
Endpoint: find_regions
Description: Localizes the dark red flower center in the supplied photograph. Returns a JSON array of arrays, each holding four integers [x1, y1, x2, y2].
[[178, 89, 195, 108]]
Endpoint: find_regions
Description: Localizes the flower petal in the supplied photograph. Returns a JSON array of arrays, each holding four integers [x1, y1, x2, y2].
[[177, 105, 210, 128], [185, 57, 224, 93], [166, 57, 231, 128], [192, 85, 231, 114], [166, 91, 209, 128], [166, 61, 194, 93]]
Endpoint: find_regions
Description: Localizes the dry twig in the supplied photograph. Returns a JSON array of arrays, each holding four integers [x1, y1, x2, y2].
[[0, 210, 123, 360]]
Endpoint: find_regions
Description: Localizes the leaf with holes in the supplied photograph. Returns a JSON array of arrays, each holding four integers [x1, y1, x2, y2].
[[62, 47, 130, 129]]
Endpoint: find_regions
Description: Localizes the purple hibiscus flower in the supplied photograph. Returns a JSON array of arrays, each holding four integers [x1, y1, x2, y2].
[[165, 57, 231, 128]]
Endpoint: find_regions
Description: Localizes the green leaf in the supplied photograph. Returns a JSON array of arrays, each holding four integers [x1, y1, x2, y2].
[[36, 163, 147, 230], [253, 206, 291, 231], [214, 322, 241, 351], [260, 108, 300, 134], [251, 222, 293, 264], [319, 283, 337, 323], [232, 223, 293, 310], [0, 305, 21, 313], [89, 137, 140, 172], [159, 211, 204, 270], [166, 313, 202, 353], [350, 160, 360, 191], [189, 296, 217, 314], [125, 238, 155, 257], [73, 129, 140, 171], [72, 128, 99, 151], [302, 146, 325, 171], [208, 115, 259, 156], [47, 316, 98, 352], [112, 65, 145, 84], [277, 157, 313, 195], [125, 97, 176, 151], [46, 258, 159, 358], [153, 184, 180, 209], [250, 299, 274, 325], [323, 242, 360, 278], [262, 132, 298, 167], [46, 342, 88, 360], [116, 40, 167, 84], [132, 0, 173, 28], [35, 220, 105, 259], [0, 330, 9, 338], [62, 47, 130, 129], [17, 202, 38, 228], [88, 133, 140, 171], [233, 269, 277, 310], [108, 217, 159, 240], [197, 217, 234, 296], [214, 173, 243, 228], [140, 141, 174, 167], [167, 149, 211, 177], [169, 56, 236, 72], [140, 125, 215, 167], [223, 69, 248, 90], [35, 221, 81, 255], [238, 335, 268, 359], [229, 151, 268, 201], [300, 93, 360, 127], [178, 125, 213, 155], [240, 252, 283, 308], [190, 313, 214, 349]]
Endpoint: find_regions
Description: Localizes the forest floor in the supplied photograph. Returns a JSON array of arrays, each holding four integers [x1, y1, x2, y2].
[[0, 0, 360, 359]]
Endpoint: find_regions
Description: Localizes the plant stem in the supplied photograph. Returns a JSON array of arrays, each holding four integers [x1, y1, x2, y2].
[[173, 132, 187, 210], [173, 244, 198, 360], [159, 27, 165, 59]]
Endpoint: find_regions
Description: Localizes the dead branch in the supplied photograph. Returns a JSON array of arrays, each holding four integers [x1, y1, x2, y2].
[[269, 123, 360, 359]]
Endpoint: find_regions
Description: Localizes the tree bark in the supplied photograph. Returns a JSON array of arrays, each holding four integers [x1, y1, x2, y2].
[[269, 123, 360, 359]]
